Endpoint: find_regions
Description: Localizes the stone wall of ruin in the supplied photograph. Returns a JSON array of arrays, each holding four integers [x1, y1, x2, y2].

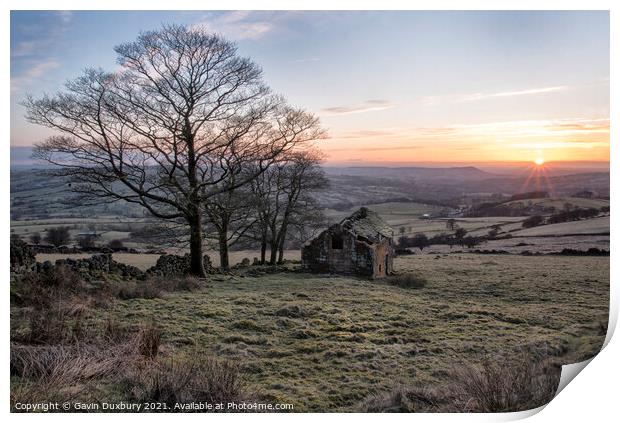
[[302, 226, 393, 278]]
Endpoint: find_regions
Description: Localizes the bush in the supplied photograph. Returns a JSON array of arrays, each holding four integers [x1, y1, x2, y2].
[[77, 235, 97, 249], [399, 233, 430, 250], [45, 226, 71, 247], [108, 239, 125, 250], [387, 273, 427, 289], [522, 215, 544, 228], [462, 236, 483, 249], [29, 232, 42, 245], [547, 207, 600, 224]]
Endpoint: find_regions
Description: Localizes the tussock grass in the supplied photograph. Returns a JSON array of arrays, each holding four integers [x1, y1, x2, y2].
[[387, 273, 427, 289], [124, 356, 252, 409], [359, 350, 560, 412], [137, 323, 162, 359], [111, 276, 205, 300], [10, 342, 137, 410], [11, 341, 253, 412]]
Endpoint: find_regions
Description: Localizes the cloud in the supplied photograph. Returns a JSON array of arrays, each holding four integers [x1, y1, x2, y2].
[[326, 118, 608, 155], [11, 11, 75, 94], [193, 11, 277, 40], [322, 100, 394, 116], [12, 41, 38, 58], [333, 129, 396, 139], [458, 86, 568, 102], [326, 145, 422, 153], [451, 118, 609, 138], [11, 11, 73, 59], [11, 59, 59, 92], [419, 85, 569, 106]]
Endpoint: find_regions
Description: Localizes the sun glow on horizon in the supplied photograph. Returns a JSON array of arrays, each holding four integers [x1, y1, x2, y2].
[[322, 117, 609, 164]]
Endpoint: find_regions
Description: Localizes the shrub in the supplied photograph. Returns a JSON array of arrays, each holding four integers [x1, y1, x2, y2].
[[29, 232, 42, 245], [387, 273, 427, 289], [77, 235, 97, 249], [547, 207, 600, 224], [108, 239, 125, 250], [399, 234, 430, 251], [462, 236, 483, 249], [45, 226, 71, 247], [522, 215, 544, 228]]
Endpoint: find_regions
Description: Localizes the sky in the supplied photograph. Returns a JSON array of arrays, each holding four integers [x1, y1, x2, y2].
[[10, 10, 610, 166]]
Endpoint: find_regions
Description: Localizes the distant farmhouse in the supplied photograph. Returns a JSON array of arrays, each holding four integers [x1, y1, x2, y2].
[[302, 207, 394, 279]]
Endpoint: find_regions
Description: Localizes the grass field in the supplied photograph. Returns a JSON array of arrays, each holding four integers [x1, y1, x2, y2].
[[84, 253, 608, 411], [503, 197, 609, 210], [510, 216, 610, 237]]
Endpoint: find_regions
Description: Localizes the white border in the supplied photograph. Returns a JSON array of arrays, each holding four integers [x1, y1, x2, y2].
[[4, 1, 616, 422]]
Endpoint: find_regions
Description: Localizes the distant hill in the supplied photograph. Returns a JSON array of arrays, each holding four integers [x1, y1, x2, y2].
[[323, 166, 495, 181], [11, 164, 610, 221]]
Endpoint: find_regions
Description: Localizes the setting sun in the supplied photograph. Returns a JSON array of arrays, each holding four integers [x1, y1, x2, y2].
[[534, 158, 545, 166]]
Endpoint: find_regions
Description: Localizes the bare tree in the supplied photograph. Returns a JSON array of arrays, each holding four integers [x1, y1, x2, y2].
[[203, 177, 256, 270], [249, 150, 329, 265], [285, 197, 326, 251], [25, 25, 323, 276], [45, 227, 71, 247]]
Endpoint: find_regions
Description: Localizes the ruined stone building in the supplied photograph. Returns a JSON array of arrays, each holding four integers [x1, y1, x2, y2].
[[301, 207, 394, 278]]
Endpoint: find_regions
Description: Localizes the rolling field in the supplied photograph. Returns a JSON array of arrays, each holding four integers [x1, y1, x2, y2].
[[93, 253, 609, 411], [510, 216, 610, 237], [324, 201, 446, 224], [420, 235, 610, 255], [503, 197, 609, 210]]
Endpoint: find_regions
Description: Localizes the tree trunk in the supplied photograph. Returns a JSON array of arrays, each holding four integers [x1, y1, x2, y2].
[[269, 240, 278, 265], [188, 213, 206, 277], [277, 224, 288, 264], [260, 237, 267, 264], [219, 241, 229, 270], [219, 221, 230, 270], [268, 223, 278, 265]]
